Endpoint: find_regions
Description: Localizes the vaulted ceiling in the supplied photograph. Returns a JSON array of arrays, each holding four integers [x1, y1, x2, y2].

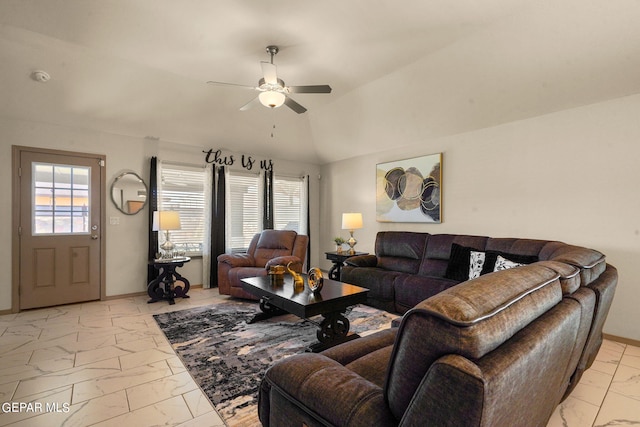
[[2, 0, 640, 164]]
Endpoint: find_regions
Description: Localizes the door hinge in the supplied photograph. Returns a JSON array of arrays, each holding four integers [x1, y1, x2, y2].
[[99, 159, 105, 167], [18, 226, 22, 236], [18, 167, 22, 177]]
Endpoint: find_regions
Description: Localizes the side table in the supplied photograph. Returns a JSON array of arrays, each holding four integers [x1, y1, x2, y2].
[[325, 251, 369, 281], [148, 257, 191, 305]]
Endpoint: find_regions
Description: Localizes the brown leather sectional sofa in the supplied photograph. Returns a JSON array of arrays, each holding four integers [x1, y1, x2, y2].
[[258, 231, 617, 426]]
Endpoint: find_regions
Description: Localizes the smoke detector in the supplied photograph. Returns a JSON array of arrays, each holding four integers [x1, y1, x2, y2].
[[30, 70, 51, 83]]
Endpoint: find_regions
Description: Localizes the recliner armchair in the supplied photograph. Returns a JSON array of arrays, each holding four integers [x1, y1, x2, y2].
[[217, 229, 308, 299]]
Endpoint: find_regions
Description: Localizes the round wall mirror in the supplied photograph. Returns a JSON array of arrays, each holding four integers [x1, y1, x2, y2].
[[111, 172, 148, 215]]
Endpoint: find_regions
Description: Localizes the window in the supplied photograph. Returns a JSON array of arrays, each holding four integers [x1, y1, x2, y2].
[[159, 163, 206, 255], [32, 163, 90, 235], [225, 171, 308, 254], [226, 171, 262, 253], [273, 175, 305, 233]]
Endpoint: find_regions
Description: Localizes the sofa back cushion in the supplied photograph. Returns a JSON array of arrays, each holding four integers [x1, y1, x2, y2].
[[385, 264, 563, 420], [423, 235, 488, 278], [375, 232, 428, 274], [253, 230, 298, 267]]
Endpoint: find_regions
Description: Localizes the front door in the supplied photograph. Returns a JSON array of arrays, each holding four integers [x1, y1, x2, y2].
[[15, 146, 105, 310]]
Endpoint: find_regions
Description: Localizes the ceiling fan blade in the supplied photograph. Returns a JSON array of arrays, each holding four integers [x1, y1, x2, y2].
[[207, 81, 257, 90], [284, 96, 307, 114], [239, 96, 261, 111], [261, 61, 278, 85], [287, 85, 332, 94]]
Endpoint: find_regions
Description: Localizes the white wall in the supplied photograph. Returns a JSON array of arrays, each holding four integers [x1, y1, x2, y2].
[[319, 94, 640, 341], [0, 118, 321, 309]]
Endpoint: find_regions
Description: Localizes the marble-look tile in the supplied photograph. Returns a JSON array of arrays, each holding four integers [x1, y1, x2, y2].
[[91, 395, 194, 427], [74, 337, 157, 367], [608, 364, 640, 402], [110, 314, 149, 328], [26, 352, 76, 373], [0, 381, 18, 403], [114, 326, 165, 344], [183, 388, 217, 418], [29, 347, 74, 364], [59, 334, 116, 353], [4, 390, 129, 427], [126, 371, 197, 410], [166, 355, 187, 374], [72, 360, 173, 403], [547, 395, 600, 427], [568, 366, 614, 407], [593, 391, 640, 427], [3, 324, 43, 339], [620, 345, 640, 370], [177, 412, 226, 427], [118, 344, 175, 370], [0, 350, 32, 370], [14, 358, 121, 399], [0, 385, 72, 426], [0, 332, 79, 357]]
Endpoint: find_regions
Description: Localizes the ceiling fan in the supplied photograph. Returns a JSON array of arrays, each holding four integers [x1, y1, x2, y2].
[[207, 46, 332, 114]]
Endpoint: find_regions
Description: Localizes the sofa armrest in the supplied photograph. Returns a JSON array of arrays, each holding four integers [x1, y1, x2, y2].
[[259, 353, 396, 427], [217, 253, 255, 268], [345, 254, 378, 268], [266, 256, 303, 271]]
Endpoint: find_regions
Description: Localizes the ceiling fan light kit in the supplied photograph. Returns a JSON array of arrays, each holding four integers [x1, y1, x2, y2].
[[259, 90, 285, 108], [207, 45, 332, 114]]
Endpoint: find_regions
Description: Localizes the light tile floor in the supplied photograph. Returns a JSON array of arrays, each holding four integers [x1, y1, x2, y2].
[[0, 287, 638, 427]]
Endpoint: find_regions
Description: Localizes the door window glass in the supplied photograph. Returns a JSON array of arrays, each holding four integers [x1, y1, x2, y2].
[[33, 163, 91, 235]]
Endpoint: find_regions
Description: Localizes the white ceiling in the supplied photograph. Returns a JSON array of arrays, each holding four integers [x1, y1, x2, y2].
[[1, 0, 640, 164]]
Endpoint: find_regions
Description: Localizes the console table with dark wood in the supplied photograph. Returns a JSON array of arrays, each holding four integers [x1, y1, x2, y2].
[[147, 257, 191, 305], [241, 275, 369, 352], [325, 251, 369, 280]]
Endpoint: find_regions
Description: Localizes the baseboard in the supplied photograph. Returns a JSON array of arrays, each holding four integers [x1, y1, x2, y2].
[[603, 333, 640, 348], [102, 284, 204, 301], [0, 308, 12, 316]]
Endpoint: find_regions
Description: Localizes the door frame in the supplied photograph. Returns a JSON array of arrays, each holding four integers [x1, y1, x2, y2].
[[11, 145, 107, 313]]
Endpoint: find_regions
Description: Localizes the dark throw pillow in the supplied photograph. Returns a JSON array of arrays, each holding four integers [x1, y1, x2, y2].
[[445, 243, 482, 281]]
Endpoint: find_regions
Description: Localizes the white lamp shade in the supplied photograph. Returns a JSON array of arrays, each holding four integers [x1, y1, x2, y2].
[[342, 213, 363, 230], [259, 90, 285, 108], [152, 211, 182, 231]]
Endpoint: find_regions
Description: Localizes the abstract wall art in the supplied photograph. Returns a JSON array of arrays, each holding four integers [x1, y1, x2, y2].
[[376, 153, 442, 223]]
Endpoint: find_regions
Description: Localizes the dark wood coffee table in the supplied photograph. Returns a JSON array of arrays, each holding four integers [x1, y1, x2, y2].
[[241, 275, 369, 352]]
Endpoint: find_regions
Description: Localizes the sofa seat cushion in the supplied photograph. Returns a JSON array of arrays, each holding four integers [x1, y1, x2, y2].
[[229, 266, 268, 286], [393, 275, 459, 314], [340, 267, 399, 301]]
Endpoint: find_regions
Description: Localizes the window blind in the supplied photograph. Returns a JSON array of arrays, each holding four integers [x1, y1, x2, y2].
[[273, 175, 304, 233], [159, 162, 206, 255], [226, 171, 262, 252]]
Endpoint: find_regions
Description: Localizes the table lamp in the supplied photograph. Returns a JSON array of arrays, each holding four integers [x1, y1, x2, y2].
[[153, 211, 181, 255], [342, 213, 363, 254]]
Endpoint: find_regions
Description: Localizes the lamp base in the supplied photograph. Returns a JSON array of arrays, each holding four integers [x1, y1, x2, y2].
[[160, 230, 175, 256], [347, 231, 357, 255]]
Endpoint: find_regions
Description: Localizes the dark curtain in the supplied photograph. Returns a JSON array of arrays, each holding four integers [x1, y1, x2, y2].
[[263, 169, 274, 229], [147, 156, 159, 283], [306, 174, 311, 271], [209, 166, 226, 288]]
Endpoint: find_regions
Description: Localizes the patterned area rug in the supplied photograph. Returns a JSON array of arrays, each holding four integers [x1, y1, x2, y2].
[[153, 300, 395, 426]]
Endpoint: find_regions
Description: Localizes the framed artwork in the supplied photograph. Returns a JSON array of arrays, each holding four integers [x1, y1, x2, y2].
[[376, 153, 442, 223]]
